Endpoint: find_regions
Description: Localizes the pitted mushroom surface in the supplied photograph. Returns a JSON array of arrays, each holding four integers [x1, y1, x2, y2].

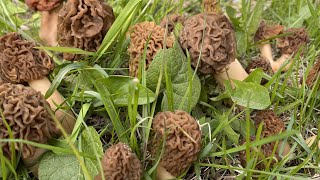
[[95, 143, 142, 180], [57, 0, 115, 61], [0, 32, 54, 84], [160, 14, 185, 34], [0, 83, 59, 159], [306, 58, 320, 89], [277, 28, 310, 56], [25, 0, 62, 11], [128, 21, 174, 77], [253, 110, 285, 138], [179, 12, 236, 74], [151, 110, 202, 178], [246, 56, 274, 84]]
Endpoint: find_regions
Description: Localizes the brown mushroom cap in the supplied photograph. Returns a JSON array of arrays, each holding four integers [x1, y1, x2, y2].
[[0, 83, 59, 159], [128, 21, 174, 77], [253, 110, 285, 138], [160, 13, 185, 34], [254, 21, 284, 42], [0, 32, 54, 84], [179, 12, 236, 74], [276, 28, 309, 56], [151, 110, 202, 177], [25, 0, 62, 11], [239, 137, 280, 170], [95, 143, 142, 180], [246, 56, 273, 84], [306, 58, 320, 89], [57, 0, 115, 61]]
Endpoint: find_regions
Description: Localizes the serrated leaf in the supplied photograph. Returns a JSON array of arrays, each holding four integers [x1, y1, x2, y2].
[[97, 76, 156, 106], [146, 42, 201, 112], [231, 80, 271, 110]]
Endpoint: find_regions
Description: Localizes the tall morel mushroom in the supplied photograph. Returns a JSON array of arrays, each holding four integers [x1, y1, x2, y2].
[[0, 83, 59, 169], [306, 58, 320, 89], [179, 2, 248, 86], [0, 32, 75, 134], [95, 143, 142, 180], [128, 21, 174, 77], [253, 110, 290, 156], [275, 27, 310, 72], [57, 0, 115, 61], [151, 110, 202, 180], [254, 20, 284, 72], [25, 0, 63, 46]]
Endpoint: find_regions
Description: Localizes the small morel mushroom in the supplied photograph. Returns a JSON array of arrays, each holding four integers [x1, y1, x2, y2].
[[0, 32, 75, 134], [57, 0, 115, 61], [306, 58, 320, 89], [246, 56, 274, 84], [275, 27, 310, 72], [0, 83, 59, 168], [95, 143, 142, 180], [179, 4, 248, 86], [128, 21, 174, 77], [254, 20, 284, 72], [253, 110, 290, 156], [160, 13, 185, 34], [151, 110, 202, 180], [239, 137, 281, 170], [25, 0, 63, 46]]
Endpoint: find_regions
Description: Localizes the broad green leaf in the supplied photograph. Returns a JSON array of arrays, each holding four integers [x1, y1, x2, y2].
[[235, 30, 247, 56], [289, 5, 312, 28], [38, 153, 83, 180], [97, 76, 156, 106], [38, 127, 103, 180], [231, 80, 271, 110], [146, 42, 201, 112], [244, 68, 264, 84]]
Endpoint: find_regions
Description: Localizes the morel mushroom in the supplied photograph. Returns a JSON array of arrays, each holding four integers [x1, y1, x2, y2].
[[57, 0, 115, 61], [274, 27, 310, 72], [253, 110, 290, 156], [128, 21, 175, 77], [306, 58, 320, 89], [179, 10, 248, 86], [0, 32, 75, 134], [239, 137, 281, 170], [151, 110, 202, 180], [0, 83, 59, 171], [246, 56, 274, 84], [25, 0, 63, 46], [160, 13, 185, 34], [95, 143, 142, 180], [254, 20, 284, 72]]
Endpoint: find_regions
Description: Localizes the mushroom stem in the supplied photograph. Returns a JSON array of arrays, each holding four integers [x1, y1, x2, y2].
[[258, 43, 274, 64], [39, 5, 61, 46], [213, 59, 249, 86], [28, 77, 75, 134], [272, 54, 292, 72], [277, 141, 291, 156], [156, 166, 176, 180]]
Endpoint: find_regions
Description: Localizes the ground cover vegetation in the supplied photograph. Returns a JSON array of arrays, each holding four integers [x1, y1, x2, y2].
[[0, 0, 320, 179]]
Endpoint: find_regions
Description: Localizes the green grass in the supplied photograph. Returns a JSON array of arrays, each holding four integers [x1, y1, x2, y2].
[[0, 0, 320, 179]]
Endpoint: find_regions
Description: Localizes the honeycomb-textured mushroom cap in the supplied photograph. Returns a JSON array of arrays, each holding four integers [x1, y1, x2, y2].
[[0, 83, 59, 159], [57, 0, 115, 61], [0, 32, 54, 84], [95, 143, 142, 180], [151, 110, 202, 177], [239, 137, 280, 170], [202, 0, 219, 13], [276, 28, 309, 55], [246, 56, 273, 84], [253, 110, 285, 138], [306, 58, 320, 89], [254, 20, 284, 42], [160, 14, 185, 33], [25, 0, 62, 11], [179, 12, 236, 74], [128, 21, 174, 77]]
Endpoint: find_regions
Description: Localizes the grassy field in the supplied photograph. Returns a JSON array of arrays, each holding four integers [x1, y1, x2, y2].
[[0, 0, 320, 179]]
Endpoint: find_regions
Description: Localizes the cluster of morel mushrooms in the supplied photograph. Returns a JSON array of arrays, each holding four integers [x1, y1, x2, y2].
[[0, 0, 319, 179]]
